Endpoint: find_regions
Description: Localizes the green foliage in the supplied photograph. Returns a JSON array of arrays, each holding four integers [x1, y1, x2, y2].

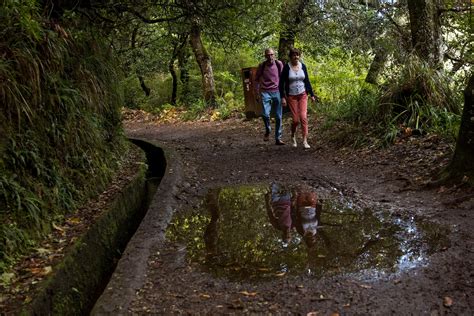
[[123, 44, 251, 119], [0, 1, 127, 272], [215, 92, 243, 120], [312, 52, 463, 147], [181, 99, 208, 121], [306, 48, 371, 106], [379, 56, 462, 140]]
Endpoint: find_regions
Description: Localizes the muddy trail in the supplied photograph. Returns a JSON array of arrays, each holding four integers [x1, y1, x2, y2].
[[98, 115, 473, 315]]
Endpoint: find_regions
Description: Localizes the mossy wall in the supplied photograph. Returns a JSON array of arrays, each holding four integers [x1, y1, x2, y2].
[[0, 2, 127, 271], [23, 163, 149, 315]]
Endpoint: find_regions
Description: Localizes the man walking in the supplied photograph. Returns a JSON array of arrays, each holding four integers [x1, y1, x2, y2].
[[255, 48, 285, 145]]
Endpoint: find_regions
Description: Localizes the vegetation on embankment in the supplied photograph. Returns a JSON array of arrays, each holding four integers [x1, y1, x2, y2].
[[0, 2, 127, 273]]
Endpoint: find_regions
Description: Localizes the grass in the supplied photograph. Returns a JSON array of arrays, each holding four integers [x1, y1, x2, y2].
[[317, 56, 463, 148]]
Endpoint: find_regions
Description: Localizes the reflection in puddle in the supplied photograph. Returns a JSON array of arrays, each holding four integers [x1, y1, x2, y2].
[[166, 184, 449, 281]]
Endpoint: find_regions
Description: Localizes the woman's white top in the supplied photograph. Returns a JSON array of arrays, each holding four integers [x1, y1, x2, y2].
[[288, 61, 306, 96]]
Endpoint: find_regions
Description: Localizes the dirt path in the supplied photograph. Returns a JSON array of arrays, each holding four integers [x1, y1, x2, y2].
[[104, 116, 473, 315]]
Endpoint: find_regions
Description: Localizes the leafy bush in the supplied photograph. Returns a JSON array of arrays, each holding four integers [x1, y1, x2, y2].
[[312, 51, 462, 146], [379, 56, 462, 140]]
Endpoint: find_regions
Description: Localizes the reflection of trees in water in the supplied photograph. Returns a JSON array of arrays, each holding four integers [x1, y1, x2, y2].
[[201, 185, 281, 276], [203, 188, 220, 256], [167, 185, 445, 280]]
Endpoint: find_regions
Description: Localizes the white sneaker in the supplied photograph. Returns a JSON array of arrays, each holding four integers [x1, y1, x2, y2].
[[303, 141, 311, 149], [291, 135, 297, 147]]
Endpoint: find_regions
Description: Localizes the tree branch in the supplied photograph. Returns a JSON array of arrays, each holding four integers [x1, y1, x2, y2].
[[124, 7, 186, 24]]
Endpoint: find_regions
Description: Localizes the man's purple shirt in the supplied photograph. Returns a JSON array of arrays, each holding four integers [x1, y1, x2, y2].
[[256, 60, 283, 93]]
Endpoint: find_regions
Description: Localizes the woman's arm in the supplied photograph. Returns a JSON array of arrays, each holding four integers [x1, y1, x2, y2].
[[302, 63, 315, 98]]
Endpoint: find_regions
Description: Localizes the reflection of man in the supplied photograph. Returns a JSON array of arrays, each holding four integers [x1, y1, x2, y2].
[[266, 184, 321, 245], [265, 183, 292, 242]]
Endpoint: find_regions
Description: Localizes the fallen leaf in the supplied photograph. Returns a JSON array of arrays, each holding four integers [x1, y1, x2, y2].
[[52, 222, 65, 232], [437, 186, 446, 194], [35, 248, 52, 255], [228, 299, 244, 309], [67, 217, 81, 225], [238, 291, 258, 297], [27, 266, 52, 277], [443, 296, 453, 307], [43, 266, 53, 275]]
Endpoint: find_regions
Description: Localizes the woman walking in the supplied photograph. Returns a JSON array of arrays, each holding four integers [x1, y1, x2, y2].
[[279, 48, 316, 149]]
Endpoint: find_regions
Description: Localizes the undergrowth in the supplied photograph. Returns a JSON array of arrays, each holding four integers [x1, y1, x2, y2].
[[0, 2, 127, 273], [319, 56, 463, 147]]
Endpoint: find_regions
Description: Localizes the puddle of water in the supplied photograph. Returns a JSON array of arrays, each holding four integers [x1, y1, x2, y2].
[[166, 183, 449, 281]]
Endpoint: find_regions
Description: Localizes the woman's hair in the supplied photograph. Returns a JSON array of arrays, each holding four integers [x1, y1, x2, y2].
[[288, 48, 301, 57]]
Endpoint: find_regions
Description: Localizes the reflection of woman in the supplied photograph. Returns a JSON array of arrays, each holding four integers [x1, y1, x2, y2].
[[293, 190, 320, 248]]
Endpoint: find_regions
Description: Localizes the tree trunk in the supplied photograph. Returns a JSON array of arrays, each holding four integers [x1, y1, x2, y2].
[[189, 23, 217, 108], [278, 0, 309, 62], [178, 46, 190, 100], [407, 0, 442, 66], [447, 74, 474, 179], [169, 58, 178, 105], [278, 34, 295, 64], [365, 49, 388, 85], [138, 75, 151, 96]]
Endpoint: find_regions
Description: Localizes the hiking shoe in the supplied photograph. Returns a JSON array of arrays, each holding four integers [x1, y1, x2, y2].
[[276, 139, 285, 145], [303, 141, 311, 149], [263, 132, 270, 141], [291, 135, 297, 147]]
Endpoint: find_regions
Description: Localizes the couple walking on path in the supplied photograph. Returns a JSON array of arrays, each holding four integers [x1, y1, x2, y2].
[[255, 47, 317, 148]]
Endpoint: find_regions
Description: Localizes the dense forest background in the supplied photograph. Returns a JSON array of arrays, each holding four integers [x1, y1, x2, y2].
[[0, 0, 472, 277]]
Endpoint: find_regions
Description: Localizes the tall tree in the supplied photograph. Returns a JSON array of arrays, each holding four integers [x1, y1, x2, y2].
[[189, 17, 217, 107], [365, 48, 388, 84], [445, 74, 474, 182], [168, 32, 189, 105], [407, 0, 442, 66], [278, 0, 310, 62], [178, 44, 192, 102], [130, 26, 151, 96], [103, 0, 275, 108], [164, 0, 217, 107]]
